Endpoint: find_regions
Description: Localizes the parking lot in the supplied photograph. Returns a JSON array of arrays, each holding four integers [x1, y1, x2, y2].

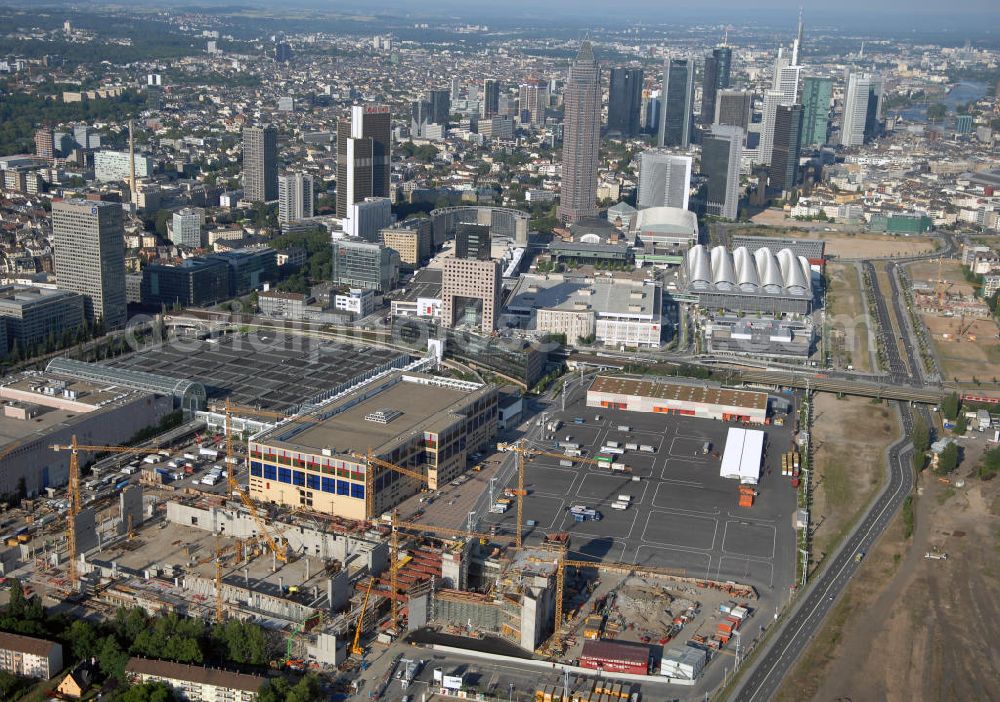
[[480, 394, 800, 592]]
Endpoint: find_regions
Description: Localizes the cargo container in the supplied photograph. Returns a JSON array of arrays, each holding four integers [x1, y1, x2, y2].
[[625, 442, 639, 451], [611, 502, 628, 510], [639, 445, 655, 453], [617, 425, 631, 432], [596, 454, 614, 464], [606, 440, 621, 449], [199, 447, 219, 459], [617, 495, 632, 503], [601, 446, 625, 455], [559, 459, 574, 467], [610, 463, 628, 473]]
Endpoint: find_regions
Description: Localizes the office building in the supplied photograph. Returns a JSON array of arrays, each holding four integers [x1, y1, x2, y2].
[[52, 199, 127, 329], [429, 89, 451, 126], [759, 62, 801, 164], [841, 73, 883, 147], [800, 77, 833, 147], [0, 286, 85, 352], [410, 99, 432, 137], [607, 67, 643, 137], [331, 237, 399, 292], [482, 78, 500, 117], [441, 257, 501, 331], [34, 128, 54, 159], [557, 42, 601, 224], [73, 125, 100, 150], [140, 258, 231, 308], [479, 115, 514, 140], [275, 41, 292, 62], [249, 371, 498, 521], [242, 125, 278, 202], [336, 105, 391, 217], [0, 633, 63, 680], [380, 218, 432, 268], [334, 288, 378, 316], [716, 90, 752, 131], [277, 172, 314, 225], [125, 658, 264, 702], [658, 58, 694, 148], [345, 197, 393, 242], [518, 79, 548, 126], [769, 105, 803, 193], [637, 152, 692, 210], [455, 223, 492, 260], [170, 207, 204, 248], [210, 249, 278, 296], [94, 150, 153, 183], [701, 47, 732, 126], [702, 125, 742, 220]]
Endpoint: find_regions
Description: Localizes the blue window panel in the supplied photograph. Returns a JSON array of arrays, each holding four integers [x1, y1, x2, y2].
[[250, 461, 263, 471], [263, 464, 277, 481], [306, 474, 321, 490], [337, 480, 350, 496], [250, 464, 262, 477], [351, 484, 365, 500], [321, 477, 336, 493], [278, 468, 292, 484], [292, 470, 305, 486]]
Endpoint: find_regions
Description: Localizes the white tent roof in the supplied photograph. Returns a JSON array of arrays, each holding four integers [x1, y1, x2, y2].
[[719, 427, 765, 484]]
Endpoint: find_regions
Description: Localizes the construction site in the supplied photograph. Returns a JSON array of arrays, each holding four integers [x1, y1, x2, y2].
[[0, 349, 801, 700]]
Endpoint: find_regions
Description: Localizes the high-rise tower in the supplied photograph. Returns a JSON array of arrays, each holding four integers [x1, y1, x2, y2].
[[701, 47, 732, 126], [658, 58, 694, 148], [336, 105, 391, 218], [557, 42, 601, 224], [242, 125, 278, 202], [607, 67, 643, 137], [482, 79, 500, 117]]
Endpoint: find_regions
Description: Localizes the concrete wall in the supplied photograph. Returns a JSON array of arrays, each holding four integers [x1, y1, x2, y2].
[[74, 508, 98, 554], [165, 502, 388, 575], [183, 574, 317, 622], [118, 486, 144, 536]]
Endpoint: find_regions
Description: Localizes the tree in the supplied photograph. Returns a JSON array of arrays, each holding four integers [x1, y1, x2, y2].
[[941, 392, 961, 420], [258, 678, 291, 702], [911, 416, 931, 453], [109, 682, 175, 702], [927, 102, 948, 122], [937, 442, 960, 474], [7, 578, 25, 617], [97, 635, 129, 680], [66, 620, 100, 661]]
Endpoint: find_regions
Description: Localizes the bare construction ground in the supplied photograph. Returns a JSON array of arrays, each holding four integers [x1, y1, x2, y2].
[[808, 395, 897, 571], [733, 220, 937, 258], [825, 262, 873, 372], [778, 470, 1000, 701]]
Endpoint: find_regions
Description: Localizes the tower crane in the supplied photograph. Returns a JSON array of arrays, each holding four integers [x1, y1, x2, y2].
[[502, 442, 632, 549], [50, 436, 169, 590]]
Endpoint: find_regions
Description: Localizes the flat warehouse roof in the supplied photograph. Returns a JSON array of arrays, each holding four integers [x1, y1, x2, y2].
[[588, 375, 768, 410]]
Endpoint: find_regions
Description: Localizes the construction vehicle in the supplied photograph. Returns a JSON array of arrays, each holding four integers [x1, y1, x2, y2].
[[351, 577, 375, 657], [50, 436, 174, 590]]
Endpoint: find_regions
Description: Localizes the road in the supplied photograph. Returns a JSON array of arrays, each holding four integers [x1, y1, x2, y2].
[[730, 403, 915, 702]]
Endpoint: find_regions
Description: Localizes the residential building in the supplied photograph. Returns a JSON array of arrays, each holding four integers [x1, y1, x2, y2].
[[140, 258, 231, 308], [380, 218, 431, 268], [607, 67, 643, 137], [0, 633, 63, 679], [637, 152, 692, 210], [242, 125, 278, 202], [715, 90, 752, 131], [171, 207, 204, 248], [94, 150, 153, 183], [0, 286, 85, 352], [125, 657, 264, 702], [336, 106, 391, 217], [800, 77, 833, 147], [52, 199, 127, 329], [345, 197, 393, 242], [841, 73, 883, 147], [441, 257, 501, 331], [455, 223, 492, 260], [277, 172, 314, 225], [658, 58, 694, 148], [331, 237, 399, 292], [701, 47, 732, 126], [702, 125, 743, 220], [769, 104, 803, 193], [34, 128, 54, 159], [557, 42, 601, 223]]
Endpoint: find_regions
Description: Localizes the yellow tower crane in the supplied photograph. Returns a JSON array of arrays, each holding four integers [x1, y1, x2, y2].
[[50, 436, 169, 590]]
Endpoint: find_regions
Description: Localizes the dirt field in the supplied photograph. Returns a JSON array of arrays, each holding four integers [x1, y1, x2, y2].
[[808, 395, 899, 570], [732, 222, 937, 258], [824, 262, 873, 372], [908, 258, 976, 297], [921, 314, 1000, 382], [780, 470, 1000, 702]]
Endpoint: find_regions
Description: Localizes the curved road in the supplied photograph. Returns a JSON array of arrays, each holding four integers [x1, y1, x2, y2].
[[731, 403, 914, 702]]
